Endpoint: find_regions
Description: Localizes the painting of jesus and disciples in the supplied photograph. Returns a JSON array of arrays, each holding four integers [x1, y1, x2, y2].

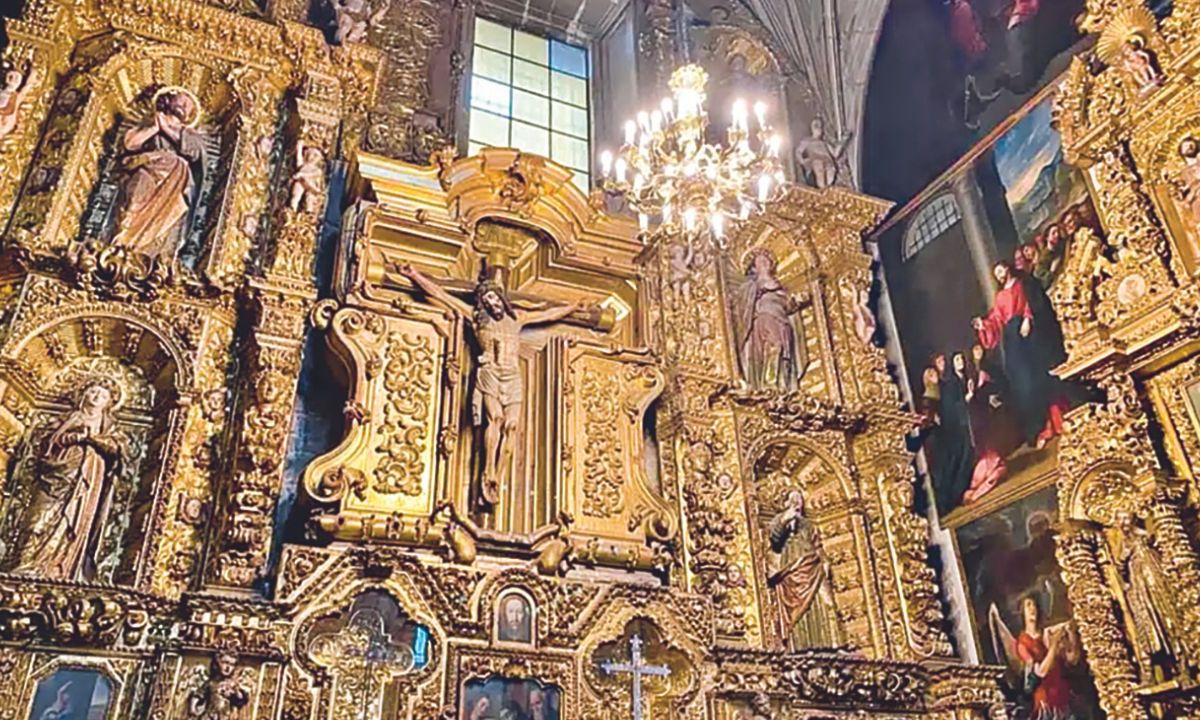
[[878, 92, 1099, 518]]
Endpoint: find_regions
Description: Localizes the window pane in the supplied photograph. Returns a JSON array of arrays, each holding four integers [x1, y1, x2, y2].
[[514, 30, 548, 64], [470, 76, 511, 115], [550, 40, 588, 78], [513, 89, 549, 127], [511, 121, 550, 157], [551, 72, 587, 107], [468, 141, 485, 158], [473, 46, 511, 83], [551, 132, 588, 171], [571, 172, 590, 195], [475, 18, 511, 52], [513, 59, 550, 95], [470, 110, 510, 147], [552, 101, 587, 138]]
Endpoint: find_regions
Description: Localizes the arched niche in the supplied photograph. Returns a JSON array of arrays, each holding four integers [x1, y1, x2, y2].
[[17, 40, 277, 284], [0, 312, 187, 585], [1063, 460, 1148, 526], [744, 438, 864, 651]]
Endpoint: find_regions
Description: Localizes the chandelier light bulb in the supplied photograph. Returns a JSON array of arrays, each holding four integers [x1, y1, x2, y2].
[[599, 64, 786, 244], [754, 100, 768, 128], [683, 206, 698, 233], [711, 211, 726, 238], [732, 99, 748, 130]]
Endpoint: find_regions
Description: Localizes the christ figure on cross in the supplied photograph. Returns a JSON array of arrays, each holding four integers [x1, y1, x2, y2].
[[399, 264, 589, 505]]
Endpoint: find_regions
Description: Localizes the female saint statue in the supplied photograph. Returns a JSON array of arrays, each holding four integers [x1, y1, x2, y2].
[[767, 490, 840, 648], [735, 249, 806, 392], [110, 88, 206, 262], [12, 381, 124, 580]]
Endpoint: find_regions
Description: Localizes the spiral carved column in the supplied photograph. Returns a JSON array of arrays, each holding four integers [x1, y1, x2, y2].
[[1057, 526, 1143, 719]]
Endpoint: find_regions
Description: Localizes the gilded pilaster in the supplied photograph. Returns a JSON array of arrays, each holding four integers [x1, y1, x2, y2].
[[1058, 526, 1144, 719], [204, 92, 338, 590]]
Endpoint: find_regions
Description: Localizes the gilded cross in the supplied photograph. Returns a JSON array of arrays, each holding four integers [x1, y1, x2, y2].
[[308, 608, 417, 720], [600, 634, 671, 720]]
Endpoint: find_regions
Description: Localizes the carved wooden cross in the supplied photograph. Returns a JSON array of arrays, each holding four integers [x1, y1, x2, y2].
[[308, 608, 418, 719], [600, 634, 671, 720]]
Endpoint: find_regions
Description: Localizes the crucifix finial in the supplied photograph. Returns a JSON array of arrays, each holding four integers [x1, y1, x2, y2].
[[600, 634, 671, 720]]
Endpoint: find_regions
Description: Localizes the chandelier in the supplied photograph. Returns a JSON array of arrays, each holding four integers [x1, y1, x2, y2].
[[597, 64, 786, 244]]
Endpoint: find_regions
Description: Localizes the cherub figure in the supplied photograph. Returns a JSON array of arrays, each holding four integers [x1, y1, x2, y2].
[[1120, 38, 1163, 95], [667, 241, 696, 304], [0, 60, 43, 140], [288, 142, 325, 214], [330, 0, 390, 44]]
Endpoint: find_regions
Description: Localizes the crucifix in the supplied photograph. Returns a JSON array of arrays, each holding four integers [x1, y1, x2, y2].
[[308, 608, 418, 720], [392, 257, 612, 508], [600, 634, 672, 720]]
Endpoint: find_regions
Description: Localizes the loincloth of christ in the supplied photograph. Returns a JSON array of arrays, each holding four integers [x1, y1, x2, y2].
[[471, 360, 523, 426]]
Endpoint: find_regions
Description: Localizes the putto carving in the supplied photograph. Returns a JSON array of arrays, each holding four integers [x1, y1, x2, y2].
[[0, 55, 43, 141], [287, 141, 326, 214]]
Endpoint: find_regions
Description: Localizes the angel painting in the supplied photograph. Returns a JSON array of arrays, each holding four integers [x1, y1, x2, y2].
[[989, 596, 1085, 719]]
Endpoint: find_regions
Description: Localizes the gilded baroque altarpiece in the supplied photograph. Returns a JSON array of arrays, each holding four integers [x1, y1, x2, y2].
[[0, 0, 1013, 718]]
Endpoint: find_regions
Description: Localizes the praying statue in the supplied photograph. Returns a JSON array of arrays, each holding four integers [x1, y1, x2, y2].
[[735, 249, 806, 392], [110, 88, 206, 263], [11, 381, 124, 581], [767, 490, 841, 648], [399, 264, 589, 505]]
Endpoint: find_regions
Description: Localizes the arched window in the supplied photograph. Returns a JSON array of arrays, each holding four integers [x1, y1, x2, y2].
[[902, 194, 961, 261]]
